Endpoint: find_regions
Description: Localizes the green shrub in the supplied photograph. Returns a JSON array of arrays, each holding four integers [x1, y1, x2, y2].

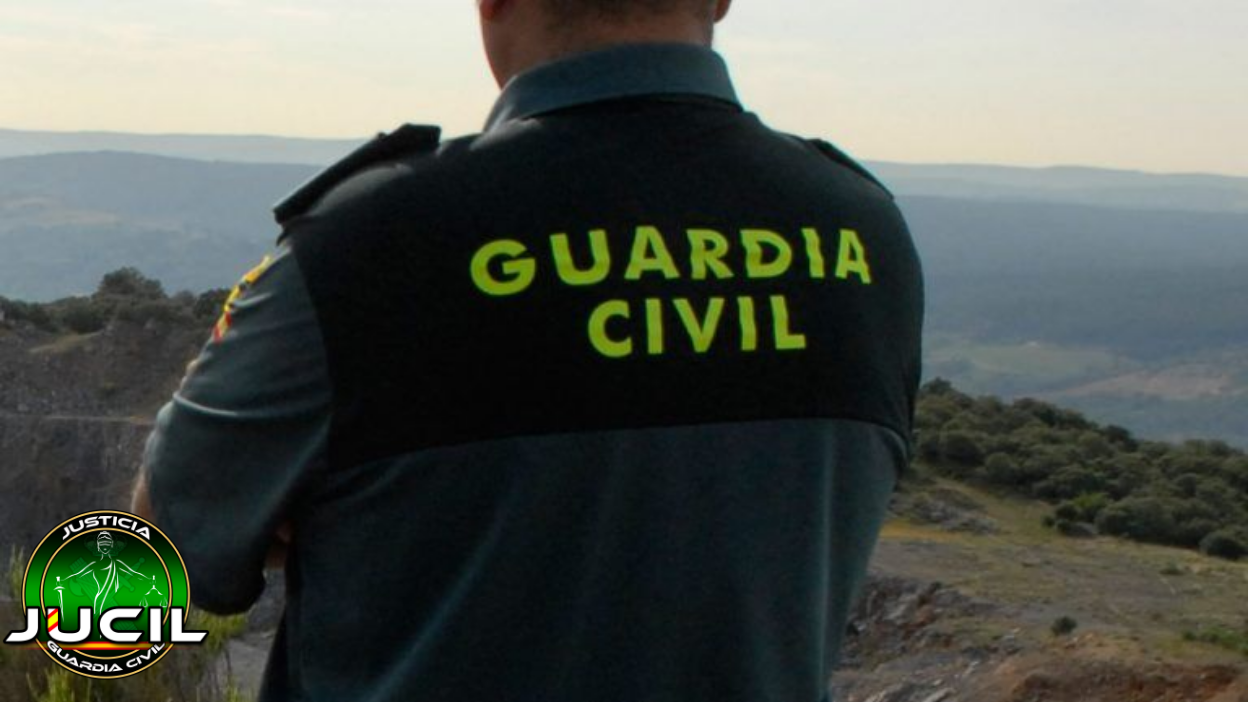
[[1034, 466, 1110, 501], [1055, 519, 1096, 538], [1176, 518, 1220, 548], [0, 298, 54, 330], [115, 300, 188, 325], [1095, 496, 1181, 545], [1200, 527, 1248, 561], [1103, 424, 1138, 451], [984, 453, 1024, 486], [51, 298, 108, 334], [939, 430, 985, 468], [6, 546, 25, 603], [1183, 625, 1248, 656], [29, 668, 89, 702], [906, 382, 1248, 560], [1159, 562, 1185, 576], [1054, 503, 1079, 522], [916, 431, 942, 464], [1051, 616, 1078, 636], [97, 267, 166, 299], [195, 288, 231, 319], [1219, 457, 1248, 492], [188, 609, 249, 655], [1054, 492, 1110, 524], [1076, 431, 1114, 460]]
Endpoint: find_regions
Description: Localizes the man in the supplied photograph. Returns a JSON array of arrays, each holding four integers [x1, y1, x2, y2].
[[134, 1, 924, 700]]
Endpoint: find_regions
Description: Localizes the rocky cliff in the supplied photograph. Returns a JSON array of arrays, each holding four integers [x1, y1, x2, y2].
[[0, 316, 203, 557]]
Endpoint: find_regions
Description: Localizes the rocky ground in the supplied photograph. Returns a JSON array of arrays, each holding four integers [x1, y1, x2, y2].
[[0, 316, 201, 555], [826, 483, 1248, 702], [0, 317, 202, 419]]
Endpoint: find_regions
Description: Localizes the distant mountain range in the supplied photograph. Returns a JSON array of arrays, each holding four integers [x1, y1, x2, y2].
[[0, 128, 363, 166], [0, 152, 315, 299], [874, 162, 1248, 214], [5, 127, 1248, 212], [1, 128, 1246, 447]]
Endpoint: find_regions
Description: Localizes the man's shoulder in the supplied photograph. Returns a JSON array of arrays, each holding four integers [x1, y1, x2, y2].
[[274, 124, 450, 229], [798, 137, 894, 200], [745, 122, 896, 203]]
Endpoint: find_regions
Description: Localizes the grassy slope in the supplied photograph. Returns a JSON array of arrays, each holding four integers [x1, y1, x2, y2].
[[874, 476, 1248, 666]]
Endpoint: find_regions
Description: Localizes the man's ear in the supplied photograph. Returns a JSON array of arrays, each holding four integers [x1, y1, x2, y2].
[[713, 0, 732, 22]]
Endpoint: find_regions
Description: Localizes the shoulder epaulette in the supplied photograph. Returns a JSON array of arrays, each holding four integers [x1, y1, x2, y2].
[[274, 124, 442, 226], [808, 139, 893, 199]]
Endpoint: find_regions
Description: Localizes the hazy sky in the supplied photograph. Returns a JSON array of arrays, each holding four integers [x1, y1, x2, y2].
[[1, 0, 1245, 175]]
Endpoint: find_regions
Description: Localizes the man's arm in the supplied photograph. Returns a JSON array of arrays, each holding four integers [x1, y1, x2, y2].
[[132, 457, 292, 568], [134, 245, 331, 614]]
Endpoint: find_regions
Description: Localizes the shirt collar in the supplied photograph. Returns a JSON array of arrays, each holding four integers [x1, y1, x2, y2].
[[484, 43, 740, 132]]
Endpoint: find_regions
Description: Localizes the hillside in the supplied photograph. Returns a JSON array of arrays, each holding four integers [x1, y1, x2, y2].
[[0, 128, 361, 166], [839, 478, 1248, 702], [0, 152, 316, 300], [874, 162, 1248, 214], [7, 127, 1248, 212]]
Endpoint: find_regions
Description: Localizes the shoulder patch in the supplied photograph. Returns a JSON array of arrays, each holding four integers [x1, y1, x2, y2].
[[273, 123, 442, 228], [213, 255, 274, 342], [808, 139, 893, 199]]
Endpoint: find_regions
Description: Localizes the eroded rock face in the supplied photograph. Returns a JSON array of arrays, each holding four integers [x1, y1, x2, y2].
[[0, 414, 151, 558], [890, 486, 1000, 535], [842, 576, 998, 668], [0, 317, 201, 558], [0, 319, 203, 418]]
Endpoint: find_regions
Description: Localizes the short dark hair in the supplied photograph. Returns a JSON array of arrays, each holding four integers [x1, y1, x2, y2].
[[542, 0, 715, 22]]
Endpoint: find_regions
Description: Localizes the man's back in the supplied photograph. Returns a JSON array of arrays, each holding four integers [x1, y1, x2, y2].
[[141, 37, 922, 702], [271, 45, 922, 701]]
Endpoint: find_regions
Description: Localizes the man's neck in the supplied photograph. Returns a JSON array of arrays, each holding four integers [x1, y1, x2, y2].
[[501, 20, 713, 84], [553, 20, 712, 57]]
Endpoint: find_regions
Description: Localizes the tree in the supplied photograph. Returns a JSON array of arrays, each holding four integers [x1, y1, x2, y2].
[[1103, 424, 1138, 451], [940, 431, 985, 468], [1095, 496, 1180, 545], [1076, 432, 1114, 460], [54, 298, 107, 334], [1055, 492, 1110, 523], [1034, 466, 1110, 501], [1216, 457, 1248, 492], [194, 289, 230, 320], [1200, 527, 1248, 561], [984, 453, 1023, 486], [97, 267, 165, 300]]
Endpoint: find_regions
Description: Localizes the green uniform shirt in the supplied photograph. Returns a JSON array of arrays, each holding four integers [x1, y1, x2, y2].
[[146, 43, 920, 702]]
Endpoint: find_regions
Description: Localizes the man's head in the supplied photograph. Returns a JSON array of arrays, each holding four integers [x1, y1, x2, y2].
[[478, 0, 732, 86], [97, 531, 113, 555]]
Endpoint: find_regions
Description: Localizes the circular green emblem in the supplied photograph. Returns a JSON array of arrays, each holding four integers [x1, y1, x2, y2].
[[18, 511, 196, 679]]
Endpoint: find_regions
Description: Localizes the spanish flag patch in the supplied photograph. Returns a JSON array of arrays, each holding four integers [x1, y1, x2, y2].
[[213, 255, 274, 342]]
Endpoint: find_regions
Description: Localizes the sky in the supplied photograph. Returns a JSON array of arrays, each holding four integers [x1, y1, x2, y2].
[[1, 0, 1245, 176]]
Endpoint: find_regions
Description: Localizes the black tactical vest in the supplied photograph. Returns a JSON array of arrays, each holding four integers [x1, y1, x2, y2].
[[282, 99, 923, 471]]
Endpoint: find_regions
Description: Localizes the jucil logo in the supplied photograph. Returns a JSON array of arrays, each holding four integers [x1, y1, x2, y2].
[[4, 511, 208, 679]]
